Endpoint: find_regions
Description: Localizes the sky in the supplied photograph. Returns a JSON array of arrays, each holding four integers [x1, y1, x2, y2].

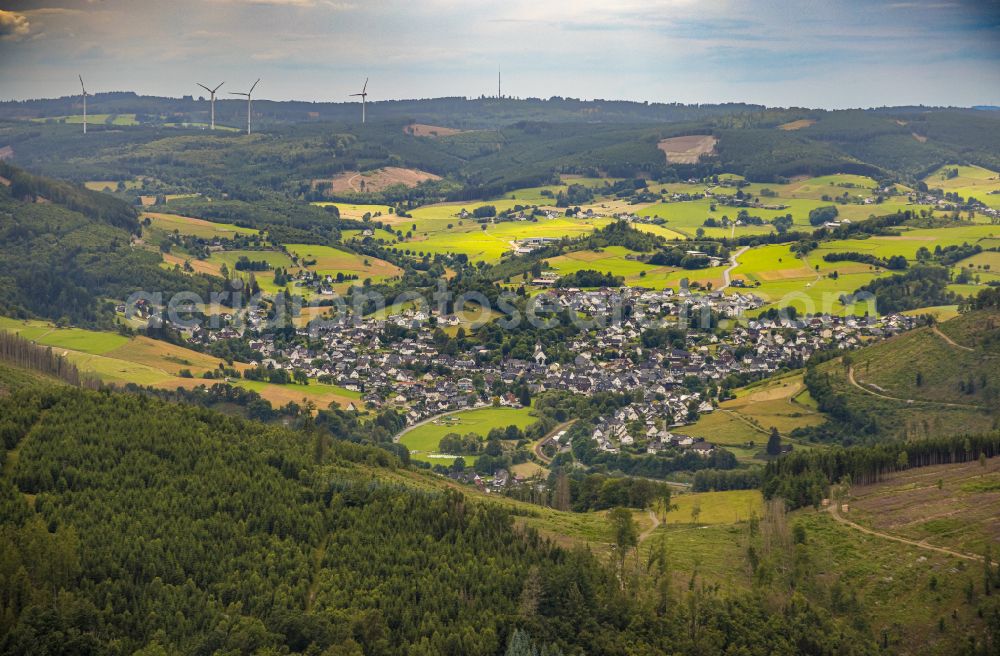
[[0, 0, 998, 109]]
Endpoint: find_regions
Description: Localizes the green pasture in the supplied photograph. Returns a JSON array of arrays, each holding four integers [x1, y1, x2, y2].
[[144, 212, 259, 240], [398, 405, 536, 463], [0, 317, 129, 355]]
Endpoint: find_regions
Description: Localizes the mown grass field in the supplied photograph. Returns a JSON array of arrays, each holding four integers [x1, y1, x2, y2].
[[85, 179, 143, 192], [666, 489, 763, 525], [145, 212, 260, 240], [397, 405, 536, 463], [728, 243, 883, 315], [33, 113, 138, 126], [284, 243, 403, 285]]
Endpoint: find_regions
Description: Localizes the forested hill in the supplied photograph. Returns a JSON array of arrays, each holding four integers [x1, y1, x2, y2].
[[0, 164, 219, 327], [0, 369, 877, 656], [3, 102, 998, 203], [0, 93, 766, 128]]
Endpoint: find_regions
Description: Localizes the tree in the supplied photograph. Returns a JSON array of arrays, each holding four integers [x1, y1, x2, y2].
[[766, 427, 782, 456], [608, 507, 639, 586], [808, 205, 839, 226], [690, 502, 701, 524]]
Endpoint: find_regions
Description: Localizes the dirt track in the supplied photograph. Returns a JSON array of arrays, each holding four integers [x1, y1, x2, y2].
[[847, 365, 982, 409], [827, 504, 982, 562], [640, 509, 661, 542]]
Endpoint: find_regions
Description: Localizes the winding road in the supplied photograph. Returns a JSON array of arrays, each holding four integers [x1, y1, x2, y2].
[[827, 504, 982, 562], [532, 420, 576, 464], [720, 246, 749, 290]]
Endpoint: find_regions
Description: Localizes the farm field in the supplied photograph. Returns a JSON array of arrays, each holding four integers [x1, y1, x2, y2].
[[543, 246, 727, 290], [728, 243, 883, 315], [923, 164, 1000, 210], [665, 489, 763, 525], [777, 118, 816, 130], [144, 212, 259, 240], [85, 178, 143, 192], [0, 317, 362, 409], [951, 249, 1000, 287], [397, 405, 536, 463], [847, 458, 1000, 556], [312, 201, 394, 220], [32, 113, 138, 125], [685, 372, 825, 461], [284, 243, 403, 284]]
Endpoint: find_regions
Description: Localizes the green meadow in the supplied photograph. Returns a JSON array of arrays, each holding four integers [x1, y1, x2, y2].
[[398, 405, 537, 463], [144, 212, 260, 240]]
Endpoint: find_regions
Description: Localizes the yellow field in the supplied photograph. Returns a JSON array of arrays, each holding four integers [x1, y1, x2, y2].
[[667, 490, 764, 525], [144, 212, 258, 239]]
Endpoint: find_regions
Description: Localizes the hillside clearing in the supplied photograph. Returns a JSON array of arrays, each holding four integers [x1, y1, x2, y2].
[[657, 135, 717, 164], [320, 167, 441, 194]]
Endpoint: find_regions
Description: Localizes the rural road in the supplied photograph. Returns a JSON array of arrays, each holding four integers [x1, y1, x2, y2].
[[847, 365, 983, 410], [532, 420, 576, 464], [720, 246, 749, 290], [827, 504, 982, 562], [639, 508, 661, 543]]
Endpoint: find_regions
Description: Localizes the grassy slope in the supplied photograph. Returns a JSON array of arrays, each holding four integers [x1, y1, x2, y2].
[[816, 309, 1000, 440], [0, 317, 360, 409]]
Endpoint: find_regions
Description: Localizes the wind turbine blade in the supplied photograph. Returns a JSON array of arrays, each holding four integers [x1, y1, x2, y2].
[[213, 82, 225, 94], [197, 83, 212, 93], [230, 92, 248, 96], [362, 77, 368, 93], [79, 74, 85, 92], [249, 78, 260, 94]]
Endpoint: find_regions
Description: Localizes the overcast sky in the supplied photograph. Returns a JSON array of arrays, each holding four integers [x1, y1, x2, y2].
[[0, 0, 998, 109]]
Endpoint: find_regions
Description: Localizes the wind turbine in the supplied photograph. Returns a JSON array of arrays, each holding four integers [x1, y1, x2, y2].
[[350, 78, 368, 124], [79, 75, 88, 134], [229, 78, 260, 135], [196, 81, 224, 130]]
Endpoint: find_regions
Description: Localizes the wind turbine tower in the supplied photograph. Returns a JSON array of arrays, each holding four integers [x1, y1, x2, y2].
[[196, 81, 225, 130], [350, 78, 369, 124], [79, 75, 88, 134], [229, 78, 260, 135]]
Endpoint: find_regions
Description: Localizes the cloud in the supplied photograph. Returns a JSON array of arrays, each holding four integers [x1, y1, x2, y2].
[[212, 0, 355, 6], [0, 10, 30, 41]]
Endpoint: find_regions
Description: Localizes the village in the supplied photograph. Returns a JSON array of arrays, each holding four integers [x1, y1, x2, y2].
[[184, 286, 919, 464]]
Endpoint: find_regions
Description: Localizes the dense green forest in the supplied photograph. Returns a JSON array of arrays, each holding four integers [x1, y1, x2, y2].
[[0, 373, 884, 656], [0, 165, 221, 327]]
